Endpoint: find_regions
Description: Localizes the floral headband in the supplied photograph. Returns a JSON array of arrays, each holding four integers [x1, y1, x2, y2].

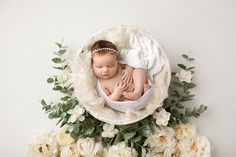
[[91, 48, 118, 54]]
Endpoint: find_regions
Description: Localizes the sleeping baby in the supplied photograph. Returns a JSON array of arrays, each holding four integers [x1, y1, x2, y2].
[[91, 40, 151, 101]]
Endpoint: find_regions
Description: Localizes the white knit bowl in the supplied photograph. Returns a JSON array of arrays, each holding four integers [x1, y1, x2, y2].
[[71, 25, 171, 125]]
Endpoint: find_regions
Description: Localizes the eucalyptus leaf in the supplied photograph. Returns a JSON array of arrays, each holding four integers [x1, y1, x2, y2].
[[41, 99, 47, 106], [53, 66, 63, 70], [138, 125, 151, 137], [47, 78, 54, 83], [182, 54, 189, 59], [55, 42, 62, 48], [52, 58, 62, 63], [177, 64, 186, 70], [124, 132, 136, 141], [141, 147, 146, 157], [58, 49, 66, 55]]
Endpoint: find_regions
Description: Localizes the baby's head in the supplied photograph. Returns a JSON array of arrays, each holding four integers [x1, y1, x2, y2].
[[91, 40, 119, 79]]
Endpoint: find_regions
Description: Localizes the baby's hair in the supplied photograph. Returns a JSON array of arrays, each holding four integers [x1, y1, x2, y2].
[[91, 40, 118, 56]]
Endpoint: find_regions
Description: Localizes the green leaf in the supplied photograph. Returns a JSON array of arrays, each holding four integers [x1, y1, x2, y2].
[[83, 126, 94, 136], [182, 54, 189, 59], [124, 132, 136, 141], [41, 99, 47, 106], [189, 58, 195, 61], [113, 133, 122, 145], [52, 58, 62, 63], [132, 134, 142, 143], [58, 49, 66, 55], [177, 64, 186, 70], [184, 82, 196, 89], [185, 108, 192, 117], [53, 86, 63, 90], [199, 105, 208, 113], [55, 42, 62, 48], [138, 125, 151, 137], [61, 96, 70, 101], [187, 66, 195, 70], [142, 147, 146, 157], [176, 103, 184, 109], [53, 66, 63, 70], [47, 77, 54, 83]]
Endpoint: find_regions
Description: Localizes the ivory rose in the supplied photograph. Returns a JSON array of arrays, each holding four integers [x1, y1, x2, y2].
[[60, 142, 80, 157], [153, 108, 171, 126], [57, 127, 75, 146], [175, 123, 196, 140], [175, 69, 192, 83], [107, 142, 138, 157], [67, 105, 85, 123], [77, 137, 95, 156], [101, 124, 118, 138], [147, 127, 176, 153], [28, 131, 59, 157]]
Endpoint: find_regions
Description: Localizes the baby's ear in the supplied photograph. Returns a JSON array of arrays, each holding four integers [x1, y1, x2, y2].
[[120, 64, 125, 68]]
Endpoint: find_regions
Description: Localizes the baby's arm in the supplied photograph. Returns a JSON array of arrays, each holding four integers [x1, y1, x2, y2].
[[122, 64, 134, 82], [109, 82, 128, 101]]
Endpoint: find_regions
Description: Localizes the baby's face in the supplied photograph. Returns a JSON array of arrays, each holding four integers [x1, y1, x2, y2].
[[92, 53, 118, 79]]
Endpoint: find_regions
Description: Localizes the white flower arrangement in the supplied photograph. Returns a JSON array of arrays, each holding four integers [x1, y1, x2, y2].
[[30, 41, 211, 156], [153, 108, 171, 126], [28, 131, 59, 157], [67, 105, 85, 123], [107, 142, 138, 157], [101, 124, 119, 138]]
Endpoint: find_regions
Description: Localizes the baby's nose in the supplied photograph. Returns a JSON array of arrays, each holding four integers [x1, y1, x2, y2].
[[103, 67, 108, 72]]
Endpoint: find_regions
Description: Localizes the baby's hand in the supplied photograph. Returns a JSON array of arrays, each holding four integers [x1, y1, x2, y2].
[[122, 65, 133, 83], [114, 82, 128, 95]]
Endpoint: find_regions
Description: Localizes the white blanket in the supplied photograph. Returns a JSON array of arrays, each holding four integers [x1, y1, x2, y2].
[[119, 33, 165, 82]]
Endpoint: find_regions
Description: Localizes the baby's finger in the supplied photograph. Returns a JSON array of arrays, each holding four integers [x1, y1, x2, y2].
[[121, 74, 126, 80]]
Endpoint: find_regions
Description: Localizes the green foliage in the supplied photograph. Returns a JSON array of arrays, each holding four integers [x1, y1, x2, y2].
[[163, 54, 207, 127], [41, 42, 208, 157]]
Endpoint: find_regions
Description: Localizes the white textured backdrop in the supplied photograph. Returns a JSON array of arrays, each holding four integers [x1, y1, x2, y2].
[[1, 0, 236, 156]]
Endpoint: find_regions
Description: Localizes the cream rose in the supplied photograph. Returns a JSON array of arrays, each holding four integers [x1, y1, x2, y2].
[[175, 69, 192, 83], [28, 131, 59, 157], [57, 127, 75, 146], [153, 108, 171, 126], [92, 142, 107, 157], [107, 142, 138, 157], [77, 137, 95, 156], [101, 124, 118, 138], [60, 142, 80, 157], [176, 136, 211, 157], [147, 127, 176, 153], [67, 105, 85, 123], [175, 123, 196, 140]]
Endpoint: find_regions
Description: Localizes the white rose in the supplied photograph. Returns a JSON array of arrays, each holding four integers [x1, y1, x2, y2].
[[28, 131, 59, 157], [101, 124, 118, 138], [175, 69, 192, 83], [177, 138, 192, 157], [177, 136, 211, 157], [147, 127, 176, 153], [153, 108, 171, 126], [77, 137, 95, 156], [175, 123, 196, 140], [190, 136, 211, 157], [93, 142, 107, 157], [146, 152, 164, 157], [163, 141, 178, 157], [107, 142, 138, 157], [60, 142, 80, 157], [57, 127, 75, 146], [67, 105, 85, 123]]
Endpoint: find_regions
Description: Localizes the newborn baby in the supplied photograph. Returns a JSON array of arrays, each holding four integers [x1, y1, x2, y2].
[[91, 40, 151, 101]]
